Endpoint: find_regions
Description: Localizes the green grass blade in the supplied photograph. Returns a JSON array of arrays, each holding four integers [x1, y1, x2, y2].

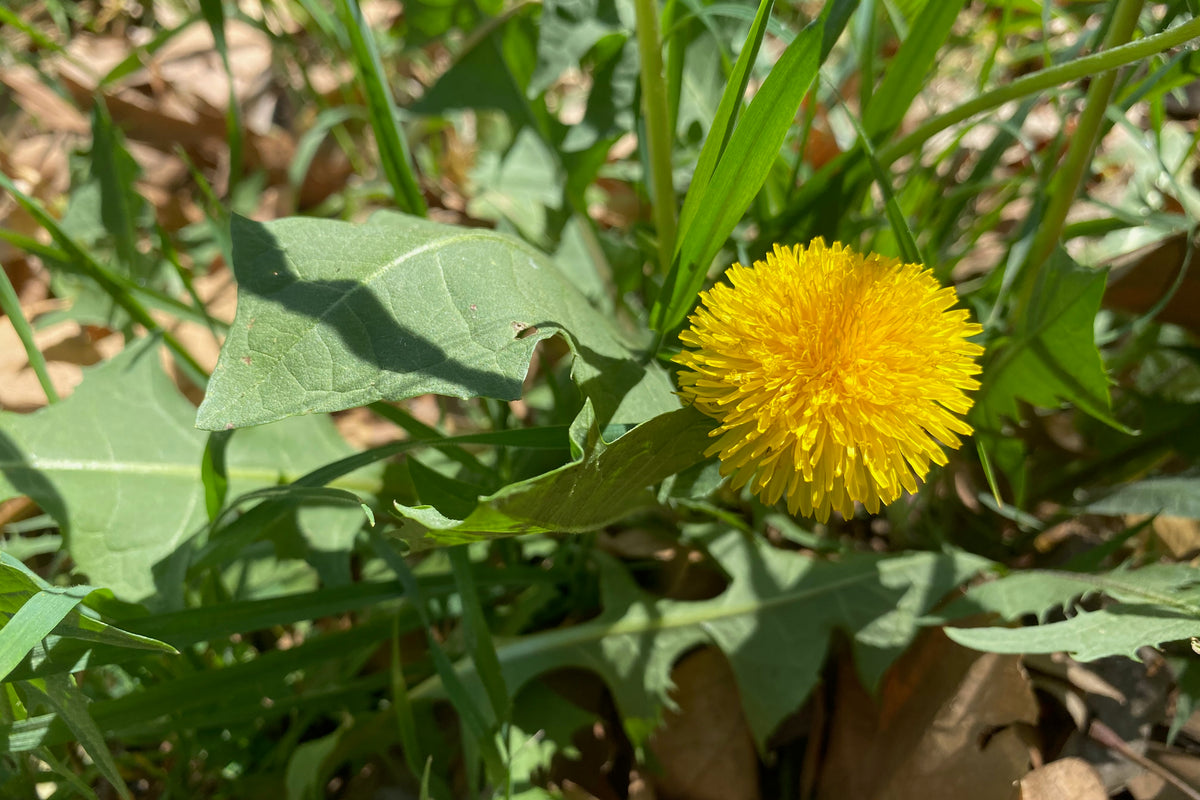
[[448, 547, 510, 723], [0, 592, 87, 680], [831, 81, 922, 264], [0, 268, 57, 405], [634, 0, 679, 273], [199, 0, 245, 192], [652, 0, 775, 330], [39, 674, 132, 800], [90, 98, 145, 278], [0, 7, 62, 50], [654, 16, 824, 334], [368, 531, 507, 780], [879, 14, 1200, 168], [335, 0, 427, 215], [0, 173, 209, 383], [861, 0, 963, 139], [675, 0, 774, 244]]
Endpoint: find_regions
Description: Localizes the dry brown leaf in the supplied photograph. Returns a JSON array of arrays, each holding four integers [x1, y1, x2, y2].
[[817, 630, 1039, 800], [1127, 747, 1200, 800], [1017, 757, 1107, 800], [1149, 516, 1200, 560], [0, 304, 123, 410], [648, 647, 759, 800], [1104, 233, 1200, 337]]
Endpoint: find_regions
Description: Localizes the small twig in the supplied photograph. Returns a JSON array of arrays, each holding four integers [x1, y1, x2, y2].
[[1088, 719, 1200, 800]]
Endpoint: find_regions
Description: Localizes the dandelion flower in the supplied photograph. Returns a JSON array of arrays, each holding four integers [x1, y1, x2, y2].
[[673, 238, 984, 522]]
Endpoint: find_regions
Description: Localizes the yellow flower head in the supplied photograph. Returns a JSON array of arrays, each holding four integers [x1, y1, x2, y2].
[[673, 239, 984, 522]]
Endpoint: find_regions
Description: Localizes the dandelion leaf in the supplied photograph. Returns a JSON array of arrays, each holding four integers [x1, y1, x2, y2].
[[945, 564, 1200, 661], [973, 250, 1125, 433], [413, 531, 989, 749], [394, 405, 714, 545], [197, 212, 676, 431], [0, 341, 374, 601]]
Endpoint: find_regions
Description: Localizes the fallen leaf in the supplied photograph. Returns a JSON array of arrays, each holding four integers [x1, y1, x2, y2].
[[1017, 757, 1107, 800], [1104, 233, 1200, 337], [649, 647, 759, 800], [818, 629, 1039, 800]]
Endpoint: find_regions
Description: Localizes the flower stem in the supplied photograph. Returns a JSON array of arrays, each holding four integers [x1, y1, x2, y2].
[[1023, 0, 1147, 277], [634, 0, 678, 274]]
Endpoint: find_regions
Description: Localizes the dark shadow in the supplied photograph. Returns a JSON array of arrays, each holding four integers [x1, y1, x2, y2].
[[229, 219, 655, 432], [0, 429, 69, 543]]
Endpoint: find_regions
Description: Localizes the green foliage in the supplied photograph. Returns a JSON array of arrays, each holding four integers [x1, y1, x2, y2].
[[944, 565, 1200, 661], [198, 212, 676, 431], [414, 530, 988, 748], [3, 0, 1200, 795], [395, 404, 714, 544]]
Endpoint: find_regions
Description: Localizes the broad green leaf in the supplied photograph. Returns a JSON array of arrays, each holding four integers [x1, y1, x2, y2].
[[394, 405, 714, 545], [972, 250, 1126, 435], [947, 606, 1200, 662], [412, 533, 989, 747], [468, 128, 563, 246], [654, 17, 823, 332], [944, 564, 1200, 661], [197, 212, 677, 431], [411, 7, 540, 117], [0, 340, 377, 601]]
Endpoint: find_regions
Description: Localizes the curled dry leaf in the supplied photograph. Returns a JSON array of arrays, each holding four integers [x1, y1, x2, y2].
[[1017, 757, 1107, 800]]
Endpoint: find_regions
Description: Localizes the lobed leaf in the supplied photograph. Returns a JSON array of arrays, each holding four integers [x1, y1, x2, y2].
[[944, 564, 1200, 661], [412, 533, 989, 748], [972, 250, 1128, 435]]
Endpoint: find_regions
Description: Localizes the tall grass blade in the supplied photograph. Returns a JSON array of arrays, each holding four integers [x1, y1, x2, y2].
[[861, 0, 964, 139], [336, 0, 428, 215], [653, 16, 824, 333], [0, 268, 57, 404]]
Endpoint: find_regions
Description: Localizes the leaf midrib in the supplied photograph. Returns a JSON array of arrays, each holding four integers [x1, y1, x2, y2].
[[0, 458, 377, 493]]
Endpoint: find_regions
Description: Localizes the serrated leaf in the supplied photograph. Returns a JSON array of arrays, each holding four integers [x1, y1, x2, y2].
[[0, 340, 377, 601], [197, 211, 676, 431], [1084, 476, 1200, 519], [395, 405, 714, 545], [973, 250, 1127, 433], [946, 606, 1200, 662], [944, 564, 1200, 661], [412, 533, 989, 748]]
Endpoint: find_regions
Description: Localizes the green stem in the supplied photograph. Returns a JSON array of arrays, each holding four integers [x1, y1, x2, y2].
[[880, 7, 1195, 168], [769, 13, 1200, 249], [1023, 0, 1146, 275], [634, 0, 678, 273], [0, 267, 58, 404], [0, 171, 210, 385]]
